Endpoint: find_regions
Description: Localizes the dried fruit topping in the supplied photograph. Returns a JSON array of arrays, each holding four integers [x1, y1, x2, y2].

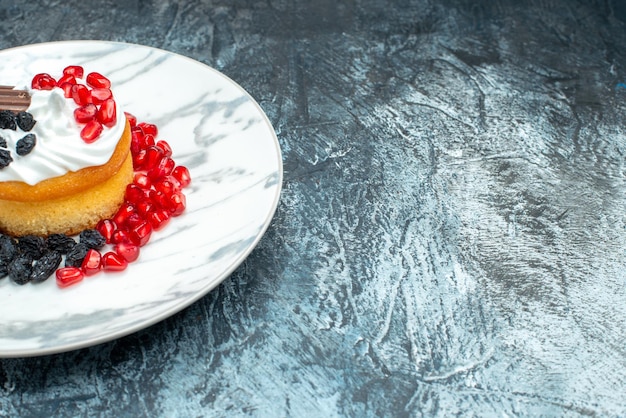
[[16, 111, 36, 131], [17, 235, 46, 259], [0, 110, 16, 130], [45, 234, 76, 253], [79, 229, 106, 250], [30, 251, 62, 283], [0, 149, 12, 169], [65, 243, 89, 268], [16, 133, 36, 156], [8, 255, 33, 285]]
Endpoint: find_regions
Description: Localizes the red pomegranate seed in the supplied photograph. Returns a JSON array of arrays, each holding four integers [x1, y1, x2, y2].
[[168, 192, 187, 216], [114, 242, 140, 263], [132, 149, 148, 170], [63, 65, 84, 79], [147, 209, 171, 230], [59, 82, 74, 98], [96, 219, 117, 243], [125, 184, 145, 204], [138, 122, 158, 136], [81, 249, 102, 276], [56, 73, 76, 87], [124, 112, 137, 128], [113, 202, 136, 227], [74, 103, 97, 124], [125, 212, 145, 229], [136, 200, 156, 217], [80, 120, 103, 143], [31, 73, 57, 90], [129, 221, 152, 247], [97, 98, 117, 127], [86, 72, 111, 89], [154, 178, 179, 196], [71, 84, 92, 106], [155, 140, 173, 157], [147, 156, 175, 180], [56, 267, 84, 288], [102, 252, 128, 271], [172, 166, 191, 188], [90, 88, 112, 104], [149, 189, 169, 209], [143, 146, 165, 170], [111, 229, 132, 244], [133, 172, 152, 189]]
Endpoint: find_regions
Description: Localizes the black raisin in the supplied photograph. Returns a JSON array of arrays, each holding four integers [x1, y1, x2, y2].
[[0, 135, 6, 148], [0, 149, 12, 169], [0, 110, 16, 130], [16, 111, 36, 131], [0, 234, 17, 262], [30, 251, 62, 283], [17, 235, 46, 259], [45, 234, 76, 254], [0, 259, 8, 278], [66, 243, 89, 267], [8, 254, 33, 285], [16, 134, 36, 156], [79, 229, 106, 249]]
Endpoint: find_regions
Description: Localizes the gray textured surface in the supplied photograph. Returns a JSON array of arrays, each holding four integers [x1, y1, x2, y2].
[[1, 0, 625, 416]]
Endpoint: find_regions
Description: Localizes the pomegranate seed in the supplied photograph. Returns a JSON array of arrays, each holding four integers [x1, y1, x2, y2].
[[97, 98, 117, 127], [143, 146, 165, 170], [90, 88, 112, 104], [71, 84, 92, 106], [125, 184, 145, 204], [133, 172, 152, 189], [147, 209, 171, 230], [111, 229, 132, 244], [86, 72, 111, 89], [56, 267, 84, 288], [31, 73, 57, 90], [113, 202, 136, 227], [129, 221, 152, 247], [102, 252, 128, 271], [124, 112, 137, 128], [168, 192, 186, 216], [81, 249, 102, 276], [114, 242, 140, 262], [155, 140, 173, 157], [148, 156, 175, 180], [149, 189, 169, 209], [63, 65, 84, 79], [136, 200, 156, 217], [74, 103, 97, 124], [132, 148, 147, 170], [125, 212, 145, 229], [80, 120, 103, 143], [96, 219, 117, 243], [154, 178, 179, 196], [59, 82, 74, 98], [172, 166, 191, 188], [56, 73, 76, 87], [138, 122, 158, 136]]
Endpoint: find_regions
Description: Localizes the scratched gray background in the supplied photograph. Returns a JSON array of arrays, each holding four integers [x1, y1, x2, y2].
[[1, 0, 625, 416]]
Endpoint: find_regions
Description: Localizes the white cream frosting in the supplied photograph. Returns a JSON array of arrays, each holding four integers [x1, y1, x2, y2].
[[0, 87, 125, 186]]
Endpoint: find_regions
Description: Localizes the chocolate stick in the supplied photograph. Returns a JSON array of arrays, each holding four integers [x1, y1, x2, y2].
[[0, 86, 31, 112]]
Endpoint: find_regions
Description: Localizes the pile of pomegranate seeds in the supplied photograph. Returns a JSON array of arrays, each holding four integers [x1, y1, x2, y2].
[[31, 66, 117, 143], [55, 111, 191, 288]]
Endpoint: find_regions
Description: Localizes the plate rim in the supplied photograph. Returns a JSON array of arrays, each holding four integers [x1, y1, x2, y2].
[[0, 40, 283, 358]]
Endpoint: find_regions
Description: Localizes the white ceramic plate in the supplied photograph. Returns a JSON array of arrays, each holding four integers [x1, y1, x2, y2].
[[0, 41, 282, 357]]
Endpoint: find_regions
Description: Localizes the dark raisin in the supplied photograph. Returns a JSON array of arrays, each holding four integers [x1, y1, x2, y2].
[[0, 149, 12, 169], [17, 235, 46, 259], [16, 134, 36, 156], [0, 259, 8, 278], [0, 135, 6, 148], [65, 243, 89, 267], [8, 254, 33, 285], [30, 251, 62, 283], [0, 110, 16, 130], [16, 111, 36, 131], [45, 234, 76, 254], [79, 229, 106, 250], [0, 234, 17, 262]]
